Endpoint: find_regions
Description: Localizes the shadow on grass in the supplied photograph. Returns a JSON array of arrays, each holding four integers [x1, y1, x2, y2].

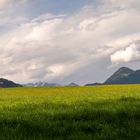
[[0, 97, 140, 140]]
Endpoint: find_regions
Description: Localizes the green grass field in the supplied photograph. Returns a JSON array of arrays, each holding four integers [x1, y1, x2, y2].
[[0, 85, 140, 140]]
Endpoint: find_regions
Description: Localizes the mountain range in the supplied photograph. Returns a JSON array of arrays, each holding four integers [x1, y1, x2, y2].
[[67, 83, 79, 86], [86, 67, 140, 86], [24, 82, 79, 87], [105, 67, 136, 84], [1, 67, 140, 88], [0, 78, 22, 88], [23, 82, 60, 87]]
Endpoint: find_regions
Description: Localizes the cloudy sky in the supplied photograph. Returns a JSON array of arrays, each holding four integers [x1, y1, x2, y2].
[[0, 0, 140, 85]]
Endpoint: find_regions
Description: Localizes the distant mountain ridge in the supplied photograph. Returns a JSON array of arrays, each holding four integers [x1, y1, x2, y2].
[[24, 82, 79, 87], [1, 66, 140, 88], [0, 78, 22, 88], [85, 83, 102, 86], [105, 67, 135, 84], [23, 82, 60, 87], [86, 67, 140, 86], [67, 83, 79, 86]]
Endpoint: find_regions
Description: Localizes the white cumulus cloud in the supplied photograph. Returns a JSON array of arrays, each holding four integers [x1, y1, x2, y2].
[[111, 43, 140, 64]]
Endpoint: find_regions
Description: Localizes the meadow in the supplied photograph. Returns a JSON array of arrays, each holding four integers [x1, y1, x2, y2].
[[0, 85, 140, 140]]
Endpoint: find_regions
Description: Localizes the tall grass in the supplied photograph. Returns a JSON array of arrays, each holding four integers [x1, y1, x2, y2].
[[0, 85, 140, 140]]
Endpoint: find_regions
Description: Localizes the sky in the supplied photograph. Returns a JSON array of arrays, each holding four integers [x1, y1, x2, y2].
[[0, 0, 140, 85]]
